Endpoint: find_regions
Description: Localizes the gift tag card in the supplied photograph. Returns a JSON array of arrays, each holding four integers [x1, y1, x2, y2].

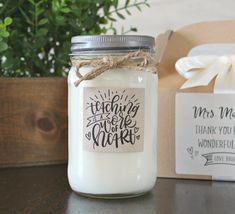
[[176, 93, 235, 177]]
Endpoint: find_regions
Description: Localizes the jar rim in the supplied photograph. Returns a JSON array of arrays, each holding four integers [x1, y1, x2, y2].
[[70, 35, 155, 55]]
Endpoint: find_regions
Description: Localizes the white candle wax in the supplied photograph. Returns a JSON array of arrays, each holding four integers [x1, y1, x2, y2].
[[68, 66, 157, 195]]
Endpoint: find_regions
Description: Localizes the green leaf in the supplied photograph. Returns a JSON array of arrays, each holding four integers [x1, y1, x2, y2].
[[145, 2, 150, 7], [0, 41, 8, 51], [61, 8, 71, 13], [4, 17, 13, 26], [36, 28, 48, 36], [56, 15, 65, 22], [36, 0, 44, 7], [107, 16, 117, 22], [0, 31, 10, 37], [36, 8, 44, 16], [100, 17, 108, 24], [125, 0, 130, 7], [116, 12, 125, 19], [38, 18, 48, 26], [130, 27, 137, 32], [136, 5, 142, 11], [125, 9, 131, 15], [56, 16, 65, 25], [27, 0, 35, 5], [113, 0, 118, 8]]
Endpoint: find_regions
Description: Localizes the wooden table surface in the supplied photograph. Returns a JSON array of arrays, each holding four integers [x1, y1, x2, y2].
[[0, 164, 235, 214]]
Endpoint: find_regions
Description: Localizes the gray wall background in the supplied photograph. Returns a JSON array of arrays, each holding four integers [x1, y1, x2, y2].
[[114, 0, 235, 36]]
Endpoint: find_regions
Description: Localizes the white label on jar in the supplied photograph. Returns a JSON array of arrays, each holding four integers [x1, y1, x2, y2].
[[176, 93, 235, 177], [83, 87, 145, 152]]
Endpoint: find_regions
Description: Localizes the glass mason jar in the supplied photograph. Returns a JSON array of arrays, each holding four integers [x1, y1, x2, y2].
[[67, 35, 157, 198]]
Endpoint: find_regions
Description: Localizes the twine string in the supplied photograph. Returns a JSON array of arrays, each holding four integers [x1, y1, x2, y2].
[[71, 51, 157, 87]]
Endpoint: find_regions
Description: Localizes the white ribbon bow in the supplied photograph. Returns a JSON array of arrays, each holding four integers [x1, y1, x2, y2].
[[175, 55, 235, 93]]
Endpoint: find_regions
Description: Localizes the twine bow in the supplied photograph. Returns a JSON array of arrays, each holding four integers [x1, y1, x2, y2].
[[175, 55, 235, 93], [71, 51, 157, 87]]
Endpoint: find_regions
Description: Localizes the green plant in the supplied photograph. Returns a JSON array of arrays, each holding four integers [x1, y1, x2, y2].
[[0, 0, 149, 77], [0, 17, 12, 52]]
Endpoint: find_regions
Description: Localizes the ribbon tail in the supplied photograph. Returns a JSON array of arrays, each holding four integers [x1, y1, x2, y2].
[[214, 57, 235, 93]]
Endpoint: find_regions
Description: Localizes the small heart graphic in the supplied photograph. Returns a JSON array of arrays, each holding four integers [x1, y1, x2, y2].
[[136, 135, 140, 140], [85, 132, 91, 141], [187, 147, 193, 155], [134, 127, 139, 133]]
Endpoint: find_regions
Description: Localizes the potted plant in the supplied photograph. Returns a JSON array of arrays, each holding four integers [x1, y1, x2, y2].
[[0, 0, 149, 167]]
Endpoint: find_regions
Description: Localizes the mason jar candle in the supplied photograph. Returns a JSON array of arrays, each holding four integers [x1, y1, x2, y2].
[[67, 35, 157, 198]]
